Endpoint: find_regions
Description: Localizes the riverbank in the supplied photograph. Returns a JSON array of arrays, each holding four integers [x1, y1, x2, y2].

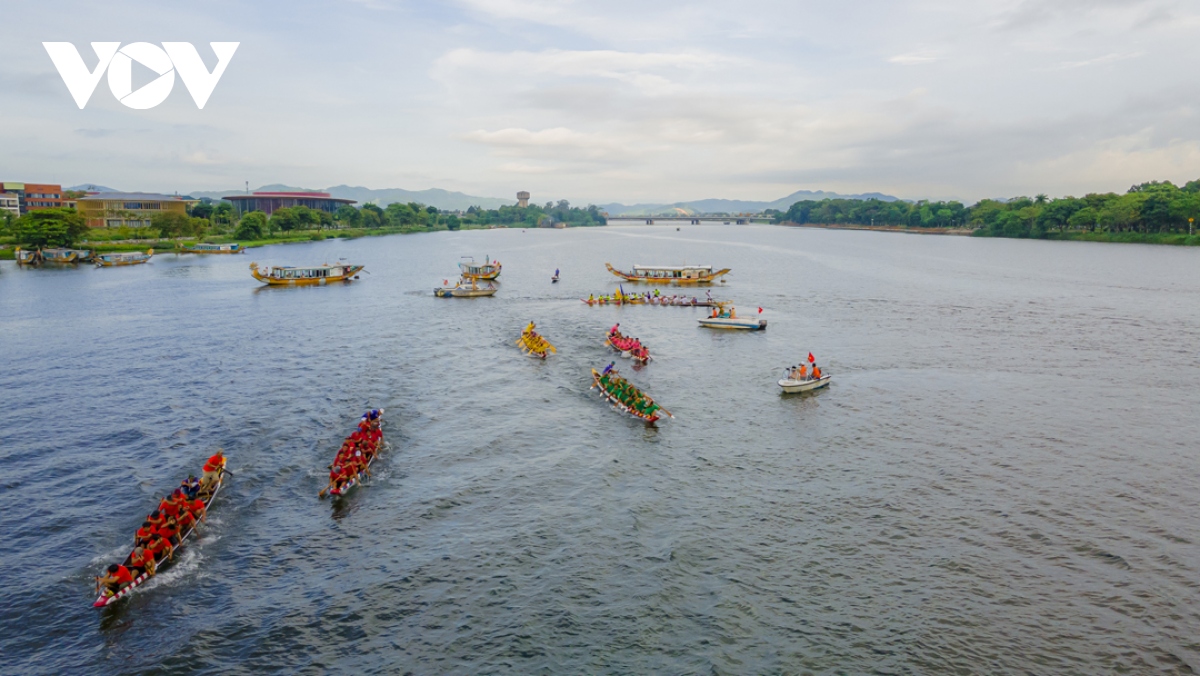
[[778, 222, 975, 236], [0, 223, 475, 260], [974, 230, 1200, 246]]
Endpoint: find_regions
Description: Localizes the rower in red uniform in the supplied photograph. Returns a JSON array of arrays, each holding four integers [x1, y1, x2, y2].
[[146, 533, 174, 562], [200, 450, 225, 493], [146, 509, 166, 530], [98, 563, 134, 595], [129, 547, 156, 577]]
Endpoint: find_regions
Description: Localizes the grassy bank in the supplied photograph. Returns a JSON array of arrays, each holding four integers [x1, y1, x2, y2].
[[973, 230, 1200, 246], [0, 223, 486, 260]]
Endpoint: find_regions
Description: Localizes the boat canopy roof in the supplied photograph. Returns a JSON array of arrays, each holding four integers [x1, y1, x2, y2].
[[272, 264, 351, 271], [632, 264, 713, 272]]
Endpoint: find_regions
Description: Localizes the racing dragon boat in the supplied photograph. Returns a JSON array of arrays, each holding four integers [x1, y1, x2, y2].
[[590, 367, 672, 423], [96, 250, 153, 267], [605, 263, 730, 285], [517, 323, 556, 359], [606, 326, 652, 365], [249, 261, 364, 285], [459, 256, 501, 280], [322, 409, 385, 498], [178, 242, 244, 254], [92, 460, 226, 608]]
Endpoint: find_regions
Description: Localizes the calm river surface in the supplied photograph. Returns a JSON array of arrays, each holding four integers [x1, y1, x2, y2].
[[1, 225, 1199, 674]]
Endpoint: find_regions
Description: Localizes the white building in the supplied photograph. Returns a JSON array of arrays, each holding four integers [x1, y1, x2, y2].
[[0, 192, 19, 218]]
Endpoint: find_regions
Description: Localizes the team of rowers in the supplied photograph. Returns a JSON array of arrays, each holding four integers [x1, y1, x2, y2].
[[519, 321, 556, 358], [607, 324, 651, 363], [586, 290, 710, 306], [95, 451, 225, 598], [597, 362, 663, 419], [322, 410, 384, 496]]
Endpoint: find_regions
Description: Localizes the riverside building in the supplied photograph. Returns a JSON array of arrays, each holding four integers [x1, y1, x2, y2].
[[1, 192, 19, 218], [76, 192, 196, 228], [1, 182, 64, 214], [223, 191, 355, 218]]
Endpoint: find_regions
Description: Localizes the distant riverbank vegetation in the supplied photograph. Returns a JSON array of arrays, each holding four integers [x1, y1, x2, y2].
[[770, 179, 1200, 245], [0, 198, 606, 259]]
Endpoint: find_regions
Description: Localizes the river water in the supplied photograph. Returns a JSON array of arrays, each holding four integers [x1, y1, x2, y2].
[[1, 225, 1199, 674]]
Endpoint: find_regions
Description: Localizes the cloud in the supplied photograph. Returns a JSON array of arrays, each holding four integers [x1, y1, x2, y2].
[[888, 51, 940, 65], [1051, 51, 1145, 70]]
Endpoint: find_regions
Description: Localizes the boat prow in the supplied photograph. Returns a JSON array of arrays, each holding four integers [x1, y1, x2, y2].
[[778, 375, 831, 393]]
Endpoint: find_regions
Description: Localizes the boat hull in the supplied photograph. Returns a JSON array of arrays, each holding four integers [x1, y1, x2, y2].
[[436, 287, 497, 297], [778, 375, 831, 393], [180, 244, 244, 254], [96, 250, 154, 267], [698, 317, 767, 330], [590, 368, 670, 423]]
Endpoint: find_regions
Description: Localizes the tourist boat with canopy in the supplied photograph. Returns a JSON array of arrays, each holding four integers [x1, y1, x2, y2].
[[698, 303, 767, 330], [92, 459, 226, 607], [778, 374, 832, 393], [459, 256, 502, 280], [249, 261, 363, 285], [435, 276, 497, 297], [15, 247, 95, 265], [605, 263, 730, 285], [590, 367, 672, 423], [178, 242, 244, 254], [96, 250, 154, 267], [516, 323, 556, 359], [321, 409, 385, 498]]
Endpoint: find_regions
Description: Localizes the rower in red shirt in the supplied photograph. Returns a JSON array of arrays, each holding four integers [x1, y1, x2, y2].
[[129, 547, 156, 577], [98, 564, 134, 595], [135, 521, 155, 547], [146, 533, 174, 562]]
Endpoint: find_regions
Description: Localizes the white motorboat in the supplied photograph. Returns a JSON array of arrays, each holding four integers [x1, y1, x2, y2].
[[778, 375, 831, 393], [698, 316, 767, 330]]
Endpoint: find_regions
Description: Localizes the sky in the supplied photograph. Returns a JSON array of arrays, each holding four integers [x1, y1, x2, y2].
[[2, 0, 1199, 204]]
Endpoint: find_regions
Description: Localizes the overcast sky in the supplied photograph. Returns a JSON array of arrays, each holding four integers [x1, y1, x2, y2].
[[2, 0, 1199, 204]]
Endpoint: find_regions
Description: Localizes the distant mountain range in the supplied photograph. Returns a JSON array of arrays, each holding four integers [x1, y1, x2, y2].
[[600, 189, 901, 216], [70, 184, 902, 214]]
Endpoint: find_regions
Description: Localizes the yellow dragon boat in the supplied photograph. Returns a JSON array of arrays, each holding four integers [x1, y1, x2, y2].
[[605, 263, 730, 285], [516, 323, 557, 359], [249, 261, 364, 286], [459, 256, 502, 280], [15, 247, 94, 265]]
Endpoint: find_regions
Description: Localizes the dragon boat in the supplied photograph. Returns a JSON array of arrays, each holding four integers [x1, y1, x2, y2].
[[178, 242, 244, 254], [322, 409, 385, 498], [605, 263, 730, 285], [590, 367, 672, 423], [15, 247, 94, 265], [605, 326, 652, 365], [517, 323, 556, 359], [96, 250, 153, 267], [92, 460, 226, 608], [459, 256, 501, 280], [250, 261, 363, 286]]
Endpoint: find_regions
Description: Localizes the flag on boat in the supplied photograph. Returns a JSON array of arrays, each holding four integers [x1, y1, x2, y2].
[[808, 352, 815, 363], [758, 307, 762, 313]]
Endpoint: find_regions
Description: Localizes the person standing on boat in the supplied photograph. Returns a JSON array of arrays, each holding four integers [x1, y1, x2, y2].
[[200, 450, 225, 493]]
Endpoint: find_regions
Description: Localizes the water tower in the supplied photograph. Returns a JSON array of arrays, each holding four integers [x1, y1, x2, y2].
[[517, 191, 530, 208]]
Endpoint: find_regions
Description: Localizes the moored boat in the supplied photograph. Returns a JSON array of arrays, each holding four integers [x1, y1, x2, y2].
[[321, 409, 385, 498], [96, 250, 153, 267], [179, 242, 244, 254], [516, 323, 556, 359], [15, 247, 94, 265], [249, 261, 363, 285], [605, 263, 730, 285], [778, 375, 832, 393], [435, 276, 497, 297], [92, 457, 226, 608], [459, 256, 501, 280], [590, 367, 671, 423]]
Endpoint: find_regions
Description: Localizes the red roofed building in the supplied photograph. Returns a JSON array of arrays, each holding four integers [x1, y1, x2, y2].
[[223, 191, 355, 217]]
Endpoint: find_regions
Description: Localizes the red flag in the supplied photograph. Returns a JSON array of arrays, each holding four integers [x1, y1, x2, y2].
[[808, 352, 815, 363], [757, 307, 763, 313]]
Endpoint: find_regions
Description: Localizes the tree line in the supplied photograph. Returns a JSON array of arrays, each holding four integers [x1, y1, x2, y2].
[[770, 179, 1200, 239]]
